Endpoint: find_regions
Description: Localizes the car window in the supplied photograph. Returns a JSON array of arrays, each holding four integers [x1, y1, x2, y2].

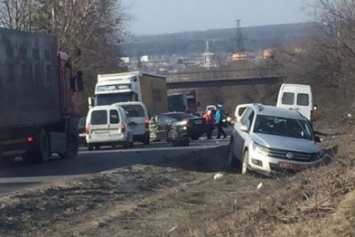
[[297, 93, 309, 106], [253, 115, 313, 140], [121, 104, 145, 117], [110, 110, 120, 124], [158, 115, 170, 124], [78, 117, 86, 127], [90, 110, 107, 125], [238, 107, 247, 116], [165, 113, 195, 120], [282, 92, 294, 105], [240, 108, 252, 126]]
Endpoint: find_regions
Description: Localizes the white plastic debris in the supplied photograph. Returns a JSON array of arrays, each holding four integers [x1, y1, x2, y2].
[[257, 182, 263, 189], [347, 113, 352, 118], [213, 172, 224, 180], [168, 226, 178, 233]]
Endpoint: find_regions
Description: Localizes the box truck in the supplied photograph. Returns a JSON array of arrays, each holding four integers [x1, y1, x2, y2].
[[89, 71, 168, 115], [0, 28, 83, 164]]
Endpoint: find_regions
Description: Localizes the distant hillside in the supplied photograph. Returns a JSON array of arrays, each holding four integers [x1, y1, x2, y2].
[[122, 22, 315, 58]]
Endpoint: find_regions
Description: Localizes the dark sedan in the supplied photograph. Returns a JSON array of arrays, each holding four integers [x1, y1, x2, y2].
[[150, 112, 208, 146]]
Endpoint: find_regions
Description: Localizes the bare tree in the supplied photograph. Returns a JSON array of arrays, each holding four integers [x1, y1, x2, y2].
[[0, 0, 37, 30]]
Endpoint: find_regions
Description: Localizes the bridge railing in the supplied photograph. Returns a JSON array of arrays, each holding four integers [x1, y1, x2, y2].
[[166, 67, 285, 83]]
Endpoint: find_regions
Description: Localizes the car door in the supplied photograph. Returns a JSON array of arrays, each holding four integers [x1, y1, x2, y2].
[[108, 109, 121, 138], [234, 108, 255, 159], [89, 109, 110, 141]]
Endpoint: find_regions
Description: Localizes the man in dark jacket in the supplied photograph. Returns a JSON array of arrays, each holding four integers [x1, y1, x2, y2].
[[214, 105, 227, 139]]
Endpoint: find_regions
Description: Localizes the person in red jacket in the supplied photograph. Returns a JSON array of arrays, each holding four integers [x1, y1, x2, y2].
[[203, 110, 214, 140]]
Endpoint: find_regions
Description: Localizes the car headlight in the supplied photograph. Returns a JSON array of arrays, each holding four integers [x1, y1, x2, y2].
[[252, 142, 269, 155], [227, 116, 231, 122]]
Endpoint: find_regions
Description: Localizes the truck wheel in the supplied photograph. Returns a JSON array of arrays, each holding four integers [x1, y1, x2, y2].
[[23, 130, 50, 164], [59, 119, 79, 159]]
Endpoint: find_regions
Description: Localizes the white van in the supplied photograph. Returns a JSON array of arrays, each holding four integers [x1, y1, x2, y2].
[[85, 105, 133, 151], [276, 83, 314, 121], [113, 102, 150, 145]]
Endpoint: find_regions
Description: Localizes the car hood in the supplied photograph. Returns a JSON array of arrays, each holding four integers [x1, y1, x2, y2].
[[250, 133, 319, 153]]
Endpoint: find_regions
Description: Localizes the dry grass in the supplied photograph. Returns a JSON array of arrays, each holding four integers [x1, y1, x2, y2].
[[188, 130, 355, 237]]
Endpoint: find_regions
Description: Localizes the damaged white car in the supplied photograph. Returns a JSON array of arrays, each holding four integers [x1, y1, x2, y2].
[[227, 104, 326, 175]]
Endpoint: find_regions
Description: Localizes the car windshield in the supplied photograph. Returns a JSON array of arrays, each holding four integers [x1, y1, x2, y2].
[[166, 113, 195, 121], [253, 115, 313, 140], [121, 104, 145, 117], [95, 92, 137, 106]]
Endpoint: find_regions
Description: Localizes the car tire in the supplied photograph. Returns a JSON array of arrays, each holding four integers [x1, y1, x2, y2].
[[129, 141, 134, 148], [168, 129, 178, 140], [190, 135, 200, 140], [94, 145, 100, 150], [88, 144, 94, 151], [226, 141, 238, 171], [241, 150, 249, 174]]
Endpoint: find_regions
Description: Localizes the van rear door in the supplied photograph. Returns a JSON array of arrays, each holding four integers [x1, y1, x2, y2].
[[108, 109, 121, 137], [294, 87, 312, 120], [89, 109, 110, 141]]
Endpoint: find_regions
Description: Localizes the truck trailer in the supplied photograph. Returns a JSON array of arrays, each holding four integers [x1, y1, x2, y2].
[[0, 28, 83, 164], [89, 71, 168, 115]]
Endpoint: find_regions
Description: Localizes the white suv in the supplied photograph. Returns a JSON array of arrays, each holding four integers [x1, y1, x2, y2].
[[228, 104, 326, 175]]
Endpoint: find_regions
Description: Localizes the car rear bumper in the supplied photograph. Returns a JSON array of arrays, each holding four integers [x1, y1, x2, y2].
[[86, 134, 128, 144]]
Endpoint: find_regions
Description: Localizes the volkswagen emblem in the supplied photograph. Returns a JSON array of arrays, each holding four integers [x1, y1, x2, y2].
[[286, 152, 294, 159]]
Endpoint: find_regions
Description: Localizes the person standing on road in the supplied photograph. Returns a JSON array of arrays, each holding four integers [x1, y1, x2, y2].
[[214, 105, 227, 139], [203, 110, 214, 140]]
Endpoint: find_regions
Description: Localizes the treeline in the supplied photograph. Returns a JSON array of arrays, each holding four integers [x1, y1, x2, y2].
[[0, 0, 128, 115], [123, 23, 311, 57]]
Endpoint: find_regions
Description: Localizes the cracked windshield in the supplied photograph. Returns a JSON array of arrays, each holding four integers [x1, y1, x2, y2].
[[0, 0, 353, 236]]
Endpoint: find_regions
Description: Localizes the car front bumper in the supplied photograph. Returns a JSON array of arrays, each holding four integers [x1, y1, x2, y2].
[[247, 149, 327, 175]]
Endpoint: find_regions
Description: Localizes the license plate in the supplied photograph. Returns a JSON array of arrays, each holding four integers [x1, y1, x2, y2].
[[194, 120, 202, 124], [94, 130, 108, 134], [279, 162, 300, 170]]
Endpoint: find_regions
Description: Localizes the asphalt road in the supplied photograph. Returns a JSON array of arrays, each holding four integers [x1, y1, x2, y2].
[[0, 127, 233, 196]]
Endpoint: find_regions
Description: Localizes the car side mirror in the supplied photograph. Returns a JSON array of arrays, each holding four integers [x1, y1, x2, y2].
[[240, 124, 249, 132], [315, 136, 321, 143]]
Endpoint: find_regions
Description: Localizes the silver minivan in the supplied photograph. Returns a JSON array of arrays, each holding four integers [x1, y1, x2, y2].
[[85, 105, 134, 150], [113, 102, 150, 145]]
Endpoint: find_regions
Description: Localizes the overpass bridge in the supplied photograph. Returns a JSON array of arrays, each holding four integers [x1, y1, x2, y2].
[[165, 67, 286, 89]]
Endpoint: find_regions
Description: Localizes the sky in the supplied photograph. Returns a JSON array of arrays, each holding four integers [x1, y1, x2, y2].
[[121, 0, 310, 36]]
